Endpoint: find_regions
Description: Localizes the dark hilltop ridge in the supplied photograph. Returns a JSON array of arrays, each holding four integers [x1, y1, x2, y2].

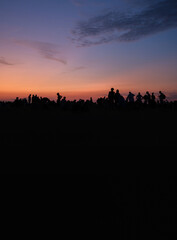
[[1, 88, 177, 146]]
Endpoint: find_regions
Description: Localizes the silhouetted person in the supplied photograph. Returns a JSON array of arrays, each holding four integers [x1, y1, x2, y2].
[[41, 97, 50, 104], [151, 93, 156, 105], [119, 95, 125, 106], [146, 91, 151, 104], [32, 94, 40, 104], [143, 91, 151, 105], [32, 95, 35, 104], [108, 88, 115, 106], [159, 91, 166, 104], [61, 97, 66, 107], [97, 97, 105, 107], [28, 94, 31, 104], [136, 92, 143, 104], [126, 92, 135, 103], [14, 97, 19, 106], [115, 89, 121, 106], [57, 92, 62, 105]]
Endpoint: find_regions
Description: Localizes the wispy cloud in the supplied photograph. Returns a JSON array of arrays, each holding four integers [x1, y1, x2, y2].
[[72, 0, 177, 46], [14, 40, 67, 64], [61, 66, 86, 74], [0, 57, 14, 66], [72, 66, 86, 71]]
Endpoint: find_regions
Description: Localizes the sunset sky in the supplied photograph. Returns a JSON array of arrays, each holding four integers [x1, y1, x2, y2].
[[0, 0, 177, 101]]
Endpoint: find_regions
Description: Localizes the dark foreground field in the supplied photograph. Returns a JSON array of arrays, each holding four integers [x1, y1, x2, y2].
[[0, 103, 177, 146], [7, 175, 175, 232], [93, 176, 176, 230]]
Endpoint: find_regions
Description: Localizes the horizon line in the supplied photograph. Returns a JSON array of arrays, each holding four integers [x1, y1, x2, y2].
[[1, 89, 177, 102]]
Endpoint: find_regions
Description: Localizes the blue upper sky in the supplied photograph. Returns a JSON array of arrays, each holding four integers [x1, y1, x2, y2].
[[1, 0, 177, 100]]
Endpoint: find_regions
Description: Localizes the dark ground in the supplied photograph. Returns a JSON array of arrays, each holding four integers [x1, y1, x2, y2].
[[93, 175, 176, 232], [4, 175, 176, 234], [0, 103, 177, 145], [1, 104, 176, 232]]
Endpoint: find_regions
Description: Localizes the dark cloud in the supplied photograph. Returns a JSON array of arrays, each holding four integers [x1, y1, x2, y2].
[[72, 0, 177, 46], [0, 57, 13, 66], [14, 40, 67, 64]]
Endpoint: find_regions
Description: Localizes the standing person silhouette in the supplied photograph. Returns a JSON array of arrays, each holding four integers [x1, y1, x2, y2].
[[126, 92, 135, 103], [136, 92, 143, 104], [57, 92, 62, 105], [146, 92, 151, 105], [32, 95, 35, 104], [143, 92, 150, 105], [151, 93, 156, 106], [115, 89, 121, 106], [159, 91, 166, 104], [108, 88, 115, 106], [28, 94, 31, 104]]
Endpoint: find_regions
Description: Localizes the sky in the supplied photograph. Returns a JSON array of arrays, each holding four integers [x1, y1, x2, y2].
[[0, 0, 177, 101]]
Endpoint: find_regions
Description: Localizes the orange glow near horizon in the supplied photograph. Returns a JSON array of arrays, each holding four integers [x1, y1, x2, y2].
[[1, 0, 177, 102], [1, 60, 177, 101]]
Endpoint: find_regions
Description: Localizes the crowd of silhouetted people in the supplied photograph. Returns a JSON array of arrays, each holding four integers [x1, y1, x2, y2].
[[0, 88, 176, 112], [105, 88, 167, 106]]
